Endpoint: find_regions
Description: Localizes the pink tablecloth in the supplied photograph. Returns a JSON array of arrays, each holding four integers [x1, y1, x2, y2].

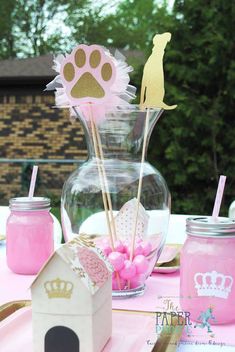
[[0, 257, 179, 309], [1, 257, 235, 349]]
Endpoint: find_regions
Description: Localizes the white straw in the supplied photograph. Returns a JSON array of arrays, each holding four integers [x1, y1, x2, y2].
[[28, 165, 38, 199], [212, 175, 226, 220]]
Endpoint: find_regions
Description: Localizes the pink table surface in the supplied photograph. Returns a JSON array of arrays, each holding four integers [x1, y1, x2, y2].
[[1, 256, 235, 349], [0, 308, 157, 352]]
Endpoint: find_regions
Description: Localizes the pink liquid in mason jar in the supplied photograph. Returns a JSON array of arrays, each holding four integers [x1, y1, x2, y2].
[[180, 216, 235, 324], [6, 197, 54, 275]]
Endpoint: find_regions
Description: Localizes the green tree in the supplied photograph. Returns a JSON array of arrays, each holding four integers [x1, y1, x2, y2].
[[0, 0, 87, 58], [0, 0, 16, 58], [149, 0, 235, 214], [64, 0, 114, 48]]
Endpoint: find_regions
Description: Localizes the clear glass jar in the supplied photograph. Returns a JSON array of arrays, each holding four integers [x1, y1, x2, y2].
[[61, 106, 170, 297], [6, 197, 54, 275], [180, 216, 235, 324]]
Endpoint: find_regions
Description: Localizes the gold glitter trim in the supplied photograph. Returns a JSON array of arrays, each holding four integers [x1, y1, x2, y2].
[[69, 233, 96, 248]]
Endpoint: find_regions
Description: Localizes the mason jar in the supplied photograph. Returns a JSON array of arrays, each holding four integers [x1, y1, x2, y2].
[[180, 217, 235, 324], [6, 197, 54, 275]]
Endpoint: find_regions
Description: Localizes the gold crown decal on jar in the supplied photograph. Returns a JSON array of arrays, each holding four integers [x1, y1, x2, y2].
[[44, 278, 74, 299]]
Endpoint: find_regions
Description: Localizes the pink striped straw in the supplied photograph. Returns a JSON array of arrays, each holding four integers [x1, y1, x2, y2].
[[212, 175, 226, 220], [28, 165, 38, 199]]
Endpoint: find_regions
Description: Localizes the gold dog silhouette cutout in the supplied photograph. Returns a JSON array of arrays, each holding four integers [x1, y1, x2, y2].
[[140, 32, 177, 110]]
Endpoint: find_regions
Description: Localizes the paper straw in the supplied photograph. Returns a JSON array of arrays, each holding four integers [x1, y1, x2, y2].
[[212, 175, 226, 220], [28, 165, 38, 199]]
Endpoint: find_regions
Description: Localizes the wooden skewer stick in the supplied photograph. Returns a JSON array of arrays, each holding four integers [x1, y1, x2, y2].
[[75, 105, 121, 289], [130, 108, 150, 261], [89, 112, 115, 249], [94, 123, 117, 241], [88, 105, 121, 290]]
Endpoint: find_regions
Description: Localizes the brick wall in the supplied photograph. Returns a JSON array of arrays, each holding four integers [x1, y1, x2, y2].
[[0, 90, 88, 203]]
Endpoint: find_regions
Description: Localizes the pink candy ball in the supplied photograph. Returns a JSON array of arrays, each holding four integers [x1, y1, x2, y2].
[[102, 245, 112, 257], [119, 260, 137, 279], [134, 244, 144, 256], [112, 276, 126, 290], [129, 274, 145, 289], [141, 241, 152, 256], [123, 244, 130, 257], [122, 253, 128, 261], [133, 255, 149, 274], [101, 239, 111, 247], [108, 252, 125, 271], [114, 240, 125, 253]]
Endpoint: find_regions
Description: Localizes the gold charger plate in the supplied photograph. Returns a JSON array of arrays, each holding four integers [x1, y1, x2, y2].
[[0, 300, 31, 322], [153, 244, 181, 274], [0, 301, 184, 352]]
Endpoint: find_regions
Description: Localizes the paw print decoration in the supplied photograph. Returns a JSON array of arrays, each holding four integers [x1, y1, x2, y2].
[[60, 44, 116, 106]]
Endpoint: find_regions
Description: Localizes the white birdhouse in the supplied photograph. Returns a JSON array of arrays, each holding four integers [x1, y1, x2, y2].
[[31, 235, 113, 352]]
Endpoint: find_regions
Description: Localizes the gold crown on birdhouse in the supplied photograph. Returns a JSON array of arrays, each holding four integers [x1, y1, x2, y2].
[[44, 277, 74, 299]]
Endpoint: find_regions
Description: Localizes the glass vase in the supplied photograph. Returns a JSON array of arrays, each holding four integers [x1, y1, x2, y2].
[[61, 105, 170, 297]]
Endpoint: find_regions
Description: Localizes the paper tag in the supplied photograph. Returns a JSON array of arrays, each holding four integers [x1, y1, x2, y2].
[[115, 198, 149, 241]]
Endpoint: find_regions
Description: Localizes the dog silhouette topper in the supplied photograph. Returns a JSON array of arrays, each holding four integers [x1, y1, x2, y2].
[[140, 32, 177, 110]]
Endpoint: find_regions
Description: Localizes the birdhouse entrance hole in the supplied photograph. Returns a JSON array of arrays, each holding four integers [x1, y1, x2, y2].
[[45, 326, 79, 352]]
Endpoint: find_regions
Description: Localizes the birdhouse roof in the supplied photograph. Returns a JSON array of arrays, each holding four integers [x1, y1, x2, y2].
[[31, 235, 113, 295]]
